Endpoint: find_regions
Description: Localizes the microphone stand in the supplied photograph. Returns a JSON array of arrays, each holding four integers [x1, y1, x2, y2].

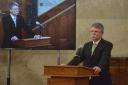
[[7, 48, 12, 85], [57, 50, 61, 65], [35, 21, 44, 36]]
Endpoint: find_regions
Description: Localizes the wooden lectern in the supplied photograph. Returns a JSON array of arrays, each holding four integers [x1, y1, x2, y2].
[[13, 37, 51, 48], [44, 65, 98, 85]]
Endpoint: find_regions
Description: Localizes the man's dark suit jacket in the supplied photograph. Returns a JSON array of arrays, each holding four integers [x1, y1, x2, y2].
[[68, 39, 113, 85], [1, 14, 34, 48]]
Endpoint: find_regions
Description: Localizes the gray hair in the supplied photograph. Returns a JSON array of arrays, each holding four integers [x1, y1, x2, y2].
[[8, 2, 19, 9], [91, 22, 104, 33]]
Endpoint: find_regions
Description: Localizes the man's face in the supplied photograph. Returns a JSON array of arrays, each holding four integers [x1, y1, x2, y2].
[[10, 5, 19, 16], [89, 27, 103, 42]]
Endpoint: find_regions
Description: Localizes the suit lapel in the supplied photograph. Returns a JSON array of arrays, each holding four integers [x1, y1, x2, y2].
[[9, 15, 16, 28], [88, 42, 93, 57], [92, 39, 103, 56]]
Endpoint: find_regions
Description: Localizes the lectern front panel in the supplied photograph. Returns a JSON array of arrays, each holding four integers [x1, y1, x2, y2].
[[48, 77, 89, 85]]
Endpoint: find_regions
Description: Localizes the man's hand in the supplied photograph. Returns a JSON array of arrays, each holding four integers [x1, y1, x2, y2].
[[11, 36, 19, 41], [34, 35, 42, 39], [93, 66, 101, 75]]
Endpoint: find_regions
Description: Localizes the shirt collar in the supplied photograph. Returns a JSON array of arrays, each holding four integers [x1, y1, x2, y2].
[[10, 14, 16, 19], [93, 39, 101, 45]]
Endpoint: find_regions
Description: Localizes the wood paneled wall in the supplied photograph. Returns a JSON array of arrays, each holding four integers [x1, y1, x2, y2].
[[0, 0, 23, 12], [110, 57, 128, 85], [36, 0, 76, 50], [0, 0, 10, 47]]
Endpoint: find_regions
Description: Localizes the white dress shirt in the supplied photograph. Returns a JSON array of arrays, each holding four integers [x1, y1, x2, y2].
[[10, 14, 17, 27]]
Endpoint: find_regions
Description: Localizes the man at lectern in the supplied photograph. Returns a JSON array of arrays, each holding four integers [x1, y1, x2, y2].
[[68, 23, 113, 85], [1, 1, 41, 48]]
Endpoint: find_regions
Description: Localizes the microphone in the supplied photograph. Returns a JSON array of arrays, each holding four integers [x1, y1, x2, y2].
[[34, 20, 44, 35], [35, 21, 44, 29]]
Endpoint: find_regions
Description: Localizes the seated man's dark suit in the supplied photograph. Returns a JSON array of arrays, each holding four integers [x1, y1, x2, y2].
[[1, 14, 34, 48], [68, 39, 113, 85]]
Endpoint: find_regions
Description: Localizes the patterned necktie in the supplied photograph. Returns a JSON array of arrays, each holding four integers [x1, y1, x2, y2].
[[91, 43, 97, 55]]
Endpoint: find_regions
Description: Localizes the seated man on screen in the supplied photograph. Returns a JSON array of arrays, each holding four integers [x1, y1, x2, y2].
[[1, 2, 41, 48], [67, 22, 113, 85]]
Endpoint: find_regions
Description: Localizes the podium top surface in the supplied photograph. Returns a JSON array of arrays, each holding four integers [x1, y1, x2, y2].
[[13, 37, 51, 48], [21, 37, 51, 41], [44, 65, 98, 77]]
